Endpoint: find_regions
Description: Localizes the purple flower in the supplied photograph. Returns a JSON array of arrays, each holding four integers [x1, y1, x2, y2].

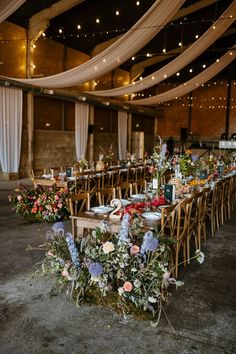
[[191, 154, 198, 162], [141, 231, 159, 254], [65, 232, 80, 268], [88, 262, 103, 277]]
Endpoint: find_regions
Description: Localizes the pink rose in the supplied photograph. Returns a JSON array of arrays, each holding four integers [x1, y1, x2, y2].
[[123, 281, 133, 292], [130, 245, 140, 255], [17, 195, 22, 201], [61, 269, 69, 278], [163, 271, 170, 279], [58, 203, 63, 208], [47, 251, 54, 256]]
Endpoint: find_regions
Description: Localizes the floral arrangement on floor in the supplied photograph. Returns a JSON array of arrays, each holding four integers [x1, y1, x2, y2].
[[40, 215, 205, 325], [8, 184, 70, 222]]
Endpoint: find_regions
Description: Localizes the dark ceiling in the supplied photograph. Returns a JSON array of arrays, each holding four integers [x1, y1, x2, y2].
[[7, 0, 236, 81]]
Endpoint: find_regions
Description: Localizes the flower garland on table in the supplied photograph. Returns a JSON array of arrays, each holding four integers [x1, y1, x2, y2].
[[41, 212, 205, 325], [8, 184, 70, 222]]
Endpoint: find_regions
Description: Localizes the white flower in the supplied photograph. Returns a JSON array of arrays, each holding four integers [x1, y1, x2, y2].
[[91, 230, 96, 238], [175, 280, 184, 288], [100, 221, 111, 234], [195, 249, 205, 264], [102, 241, 115, 254], [118, 287, 124, 296], [134, 279, 142, 288], [148, 296, 157, 303]]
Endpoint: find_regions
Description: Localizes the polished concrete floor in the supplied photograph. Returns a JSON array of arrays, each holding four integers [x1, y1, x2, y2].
[[0, 179, 235, 354]]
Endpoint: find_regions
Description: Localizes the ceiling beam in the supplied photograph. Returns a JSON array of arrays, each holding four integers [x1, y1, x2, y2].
[[0, 76, 161, 117], [91, 0, 220, 57], [29, 0, 85, 43]]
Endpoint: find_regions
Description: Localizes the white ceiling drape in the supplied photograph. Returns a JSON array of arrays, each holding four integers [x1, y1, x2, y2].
[[130, 46, 236, 105], [88, 2, 236, 97], [0, 0, 25, 23], [118, 111, 128, 161], [5, 0, 185, 88], [0, 87, 23, 173], [75, 102, 89, 161]]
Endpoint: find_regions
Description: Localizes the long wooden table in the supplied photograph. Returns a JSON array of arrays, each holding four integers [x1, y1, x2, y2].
[[70, 210, 161, 238]]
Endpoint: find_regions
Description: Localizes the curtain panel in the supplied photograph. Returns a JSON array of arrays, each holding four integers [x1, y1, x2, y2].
[[0, 0, 25, 23], [118, 111, 128, 161], [131, 47, 236, 105], [8, 0, 185, 88], [88, 2, 236, 97], [75, 102, 89, 161], [0, 87, 23, 173]]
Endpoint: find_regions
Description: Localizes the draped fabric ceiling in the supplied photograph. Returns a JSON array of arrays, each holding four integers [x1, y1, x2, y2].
[[88, 2, 236, 98], [6, 0, 185, 88], [0, 0, 25, 24], [131, 46, 236, 105]]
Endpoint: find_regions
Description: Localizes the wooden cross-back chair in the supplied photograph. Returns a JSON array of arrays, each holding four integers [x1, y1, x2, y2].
[[68, 192, 90, 238], [206, 180, 223, 237], [172, 197, 193, 278], [97, 187, 117, 206]]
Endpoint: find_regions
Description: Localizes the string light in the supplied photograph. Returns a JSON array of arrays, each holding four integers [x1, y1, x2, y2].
[[77, 24, 81, 29], [189, 68, 193, 73], [131, 56, 135, 60], [96, 18, 100, 23], [195, 34, 199, 39], [136, 1, 140, 6], [58, 28, 63, 33], [115, 10, 119, 16]]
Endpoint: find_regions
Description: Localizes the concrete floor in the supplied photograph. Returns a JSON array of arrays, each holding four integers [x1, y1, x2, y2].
[[0, 179, 235, 354]]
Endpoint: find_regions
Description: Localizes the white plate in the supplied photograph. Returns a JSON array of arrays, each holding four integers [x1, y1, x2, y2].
[[131, 194, 146, 200], [158, 205, 170, 209], [113, 199, 131, 207], [42, 174, 52, 179], [90, 205, 113, 214], [142, 212, 161, 220]]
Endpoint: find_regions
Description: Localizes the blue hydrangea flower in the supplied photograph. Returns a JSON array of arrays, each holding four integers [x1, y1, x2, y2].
[[141, 231, 159, 254], [88, 262, 103, 277], [65, 232, 80, 268], [52, 222, 64, 234], [119, 214, 130, 242]]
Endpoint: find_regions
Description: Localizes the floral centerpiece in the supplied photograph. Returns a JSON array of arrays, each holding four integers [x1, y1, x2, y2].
[[8, 184, 70, 222], [73, 155, 88, 172], [148, 136, 171, 195], [178, 150, 197, 177]]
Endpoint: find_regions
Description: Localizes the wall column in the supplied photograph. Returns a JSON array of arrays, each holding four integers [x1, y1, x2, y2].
[[127, 113, 132, 153], [88, 106, 94, 166], [27, 92, 34, 177]]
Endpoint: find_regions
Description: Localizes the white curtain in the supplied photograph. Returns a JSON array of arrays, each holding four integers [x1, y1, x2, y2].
[[7, 0, 185, 88], [0, 87, 23, 173], [118, 111, 128, 160], [88, 2, 236, 97], [131, 47, 236, 105], [75, 102, 89, 160], [0, 0, 25, 23]]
